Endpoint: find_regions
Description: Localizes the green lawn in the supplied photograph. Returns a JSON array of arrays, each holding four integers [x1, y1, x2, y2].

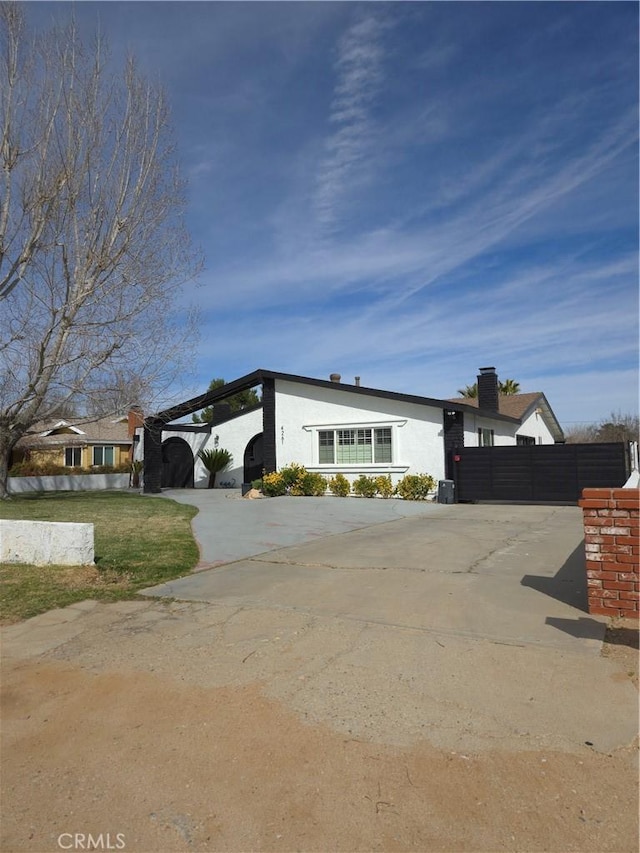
[[0, 491, 199, 624]]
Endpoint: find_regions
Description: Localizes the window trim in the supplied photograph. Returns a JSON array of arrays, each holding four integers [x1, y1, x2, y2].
[[92, 445, 115, 466], [478, 428, 494, 447], [316, 425, 394, 466], [64, 446, 82, 467]]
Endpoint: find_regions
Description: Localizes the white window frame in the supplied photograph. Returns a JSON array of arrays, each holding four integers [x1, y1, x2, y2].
[[313, 423, 399, 467], [92, 445, 115, 466], [318, 427, 392, 465], [478, 428, 494, 447]]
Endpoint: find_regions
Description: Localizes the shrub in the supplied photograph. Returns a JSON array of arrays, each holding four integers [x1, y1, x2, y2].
[[328, 473, 350, 497], [352, 474, 378, 498], [290, 470, 328, 496], [91, 464, 130, 474], [261, 464, 327, 497], [7, 459, 133, 477], [279, 463, 306, 490], [251, 478, 263, 491], [375, 475, 394, 498], [261, 471, 286, 497], [394, 473, 436, 501], [8, 460, 67, 477]]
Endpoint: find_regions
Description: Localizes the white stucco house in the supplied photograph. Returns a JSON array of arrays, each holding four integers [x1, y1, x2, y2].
[[138, 367, 564, 493]]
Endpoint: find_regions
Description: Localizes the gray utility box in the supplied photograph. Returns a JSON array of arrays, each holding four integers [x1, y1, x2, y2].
[[437, 479, 455, 504]]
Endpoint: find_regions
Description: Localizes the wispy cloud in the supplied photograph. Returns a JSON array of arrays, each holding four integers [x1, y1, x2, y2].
[[313, 12, 391, 231]]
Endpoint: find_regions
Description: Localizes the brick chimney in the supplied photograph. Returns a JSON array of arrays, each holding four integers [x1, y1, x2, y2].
[[477, 367, 499, 413], [127, 406, 144, 438]]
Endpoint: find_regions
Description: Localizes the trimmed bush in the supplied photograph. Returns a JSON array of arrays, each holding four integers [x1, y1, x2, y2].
[[8, 460, 130, 477], [279, 462, 306, 490], [261, 471, 286, 497], [375, 475, 394, 498], [328, 473, 351, 497], [352, 474, 378, 498], [260, 464, 327, 497], [290, 470, 328, 496], [394, 473, 436, 501]]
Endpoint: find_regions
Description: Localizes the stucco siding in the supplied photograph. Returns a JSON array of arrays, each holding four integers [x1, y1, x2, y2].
[[516, 410, 555, 444], [463, 411, 517, 447], [204, 408, 264, 486], [162, 408, 264, 488], [274, 380, 446, 483]]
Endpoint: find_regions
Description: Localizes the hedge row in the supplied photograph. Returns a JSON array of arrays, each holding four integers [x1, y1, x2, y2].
[[253, 465, 436, 501]]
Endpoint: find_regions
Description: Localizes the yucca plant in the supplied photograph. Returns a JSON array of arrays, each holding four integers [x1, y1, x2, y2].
[[198, 448, 233, 489]]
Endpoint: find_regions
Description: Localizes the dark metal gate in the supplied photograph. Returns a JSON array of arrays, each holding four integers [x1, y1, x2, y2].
[[161, 437, 194, 488], [243, 433, 264, 484], [455, 442, 631, 503]]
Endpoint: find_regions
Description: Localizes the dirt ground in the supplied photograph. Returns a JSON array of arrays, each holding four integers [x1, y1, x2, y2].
[[1, 620, 638, 853]]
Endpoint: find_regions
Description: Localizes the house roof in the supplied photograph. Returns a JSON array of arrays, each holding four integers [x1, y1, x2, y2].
[[153, 368, 521, 426], [447, 392, 565, 442], [16, 417, 132, 448]]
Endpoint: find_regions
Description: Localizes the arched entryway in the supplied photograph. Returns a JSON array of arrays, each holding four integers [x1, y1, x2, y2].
[[162, 437, 194, 488], [244, 433, 264, 484]]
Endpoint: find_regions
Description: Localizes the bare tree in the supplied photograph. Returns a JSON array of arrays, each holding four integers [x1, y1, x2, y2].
[[0, 4, 201, 497], [565, 412, 639, 444]]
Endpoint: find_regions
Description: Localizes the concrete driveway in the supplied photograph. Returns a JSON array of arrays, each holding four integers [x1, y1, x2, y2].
[[2, 493, 638, 852], [134, 492, 637, 754], [146, 492, 600, 654]]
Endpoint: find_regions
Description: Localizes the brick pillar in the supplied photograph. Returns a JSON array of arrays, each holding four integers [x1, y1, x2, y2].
[[579, 488, 639, 619], [127, 406, 144, 437]]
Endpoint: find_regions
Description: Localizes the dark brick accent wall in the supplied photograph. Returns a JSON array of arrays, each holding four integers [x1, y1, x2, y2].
[[262, 378, 277, 474], [477, 367, 499, 413], [443, 410, 464, 481], [143, 420, 163, 493]]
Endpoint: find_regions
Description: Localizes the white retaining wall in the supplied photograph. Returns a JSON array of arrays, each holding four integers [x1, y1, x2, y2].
[[7, 473, 130, 494], [0, 519, 94, 566]]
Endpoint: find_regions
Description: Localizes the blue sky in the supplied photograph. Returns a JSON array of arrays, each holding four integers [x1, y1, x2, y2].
[[31, 2, 638, 428]]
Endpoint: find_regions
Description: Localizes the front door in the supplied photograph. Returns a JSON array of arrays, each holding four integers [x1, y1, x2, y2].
[[243, 433, 264, 484], [161, 437, 194, 488]]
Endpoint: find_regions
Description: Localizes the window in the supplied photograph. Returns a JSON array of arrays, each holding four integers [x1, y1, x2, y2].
[[65, 447, 82, 467], [318, 428, 392, 464], [319, 430, 335, 463], [92, 446, 114, 466], [374, 427, 392, 463], [478, 428, 494, 447], [517, 435, 536, 446]]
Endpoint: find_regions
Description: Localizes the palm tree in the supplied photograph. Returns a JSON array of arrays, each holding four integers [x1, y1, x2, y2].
[[457, 383, 478, 398], [499, 379, 520, 395], [198, 448, 233, 489], [457, 379, 521, 397]]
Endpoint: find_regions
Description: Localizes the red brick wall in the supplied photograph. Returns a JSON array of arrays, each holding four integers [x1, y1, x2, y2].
[[579, 488, 639, 619]]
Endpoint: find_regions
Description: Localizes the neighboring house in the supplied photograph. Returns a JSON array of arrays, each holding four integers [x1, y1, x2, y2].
[[140, 367, 564, 492], [12, 409, 143, 470]]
